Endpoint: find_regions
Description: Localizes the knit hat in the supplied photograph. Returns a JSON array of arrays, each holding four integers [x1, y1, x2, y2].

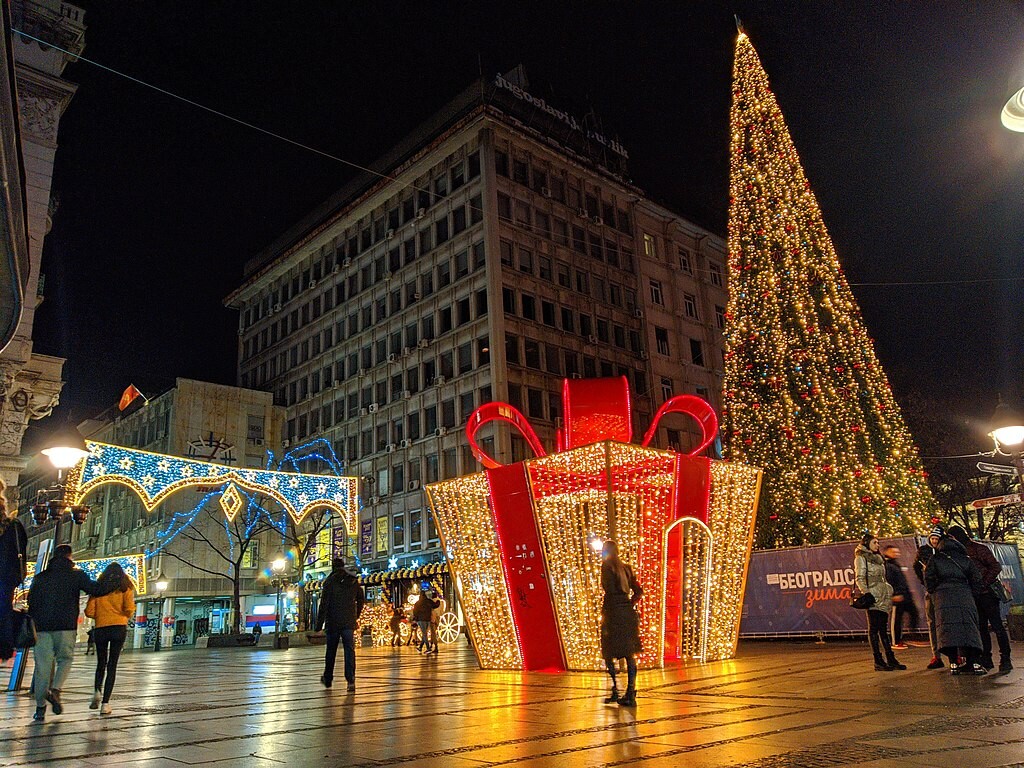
[[947, 525, 970, 546], [860, 531, 876, 547], [929, 524, 945, 540]]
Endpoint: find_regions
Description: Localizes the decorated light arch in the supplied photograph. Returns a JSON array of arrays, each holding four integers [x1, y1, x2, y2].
[[427, 377, 762, 672], [64, 441, 359, 539]]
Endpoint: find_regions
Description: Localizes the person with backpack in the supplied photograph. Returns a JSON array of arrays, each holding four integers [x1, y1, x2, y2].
[[84, 562, 136, 714], [315, 557, 365, 692]]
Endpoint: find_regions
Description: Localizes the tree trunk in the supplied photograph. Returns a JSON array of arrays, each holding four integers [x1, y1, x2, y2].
[[232, 573, 242, 635]]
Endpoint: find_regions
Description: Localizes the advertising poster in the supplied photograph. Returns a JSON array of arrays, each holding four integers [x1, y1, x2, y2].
[[375, 515, 389, 556], [360, 519, 373, 557], [741, 536, 1023, 637]]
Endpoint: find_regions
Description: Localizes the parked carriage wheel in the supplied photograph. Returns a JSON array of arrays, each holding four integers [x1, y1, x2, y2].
[[437, 612, 460, 644]]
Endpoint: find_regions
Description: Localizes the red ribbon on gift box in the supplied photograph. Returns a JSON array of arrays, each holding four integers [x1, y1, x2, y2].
[[464, 377, 720, 670]]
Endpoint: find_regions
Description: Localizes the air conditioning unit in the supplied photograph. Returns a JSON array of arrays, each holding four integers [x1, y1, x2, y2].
[[342, 257, 352, 267], [273, 303, 282, 312], [386, 229, 395, 240], [358, 367, 367, 377], [384, 271, 393, 281], [368, 403, 379, 413], [135, 519, 145, 529], [435, 376, 446, 386], [639, 351, 649, 360], [435, 427, 447, 437], [541, 187, 552, 198], [413, 292, 421, 300], [111, 527, 121, 536], [402, 390, 411, 400], [253, 438, 264, 445], [417, 339, 429, 349], [85, 536, 98, 549], [408, 480, 421, 491], [416, 209, 426, 220], [387, 353, 397, 363], [576, 207, 587, 217], [399, 439, 411, 449], [237, 329, 244, 336], [385, 443, 396, 453], [369, 495, 380, 505], [570, 373, 583, 380], [400, 347, 410, 357], [332, 264, 341, 273], [359, 407, 368, 416], [633, 309, 644, 318], [309, 279, 318, 289], [587, 335, 598, 344], [282, 439, 291, 448], [592, 216, 604, 226]]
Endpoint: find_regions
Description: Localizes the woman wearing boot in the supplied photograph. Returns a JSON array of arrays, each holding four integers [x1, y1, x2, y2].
[[600, 540, 643, 707], [84, 562, 136, 714], [924, 531, 985, 675], [854, 533, 905, 671]]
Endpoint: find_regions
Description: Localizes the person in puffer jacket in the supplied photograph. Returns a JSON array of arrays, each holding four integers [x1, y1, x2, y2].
[[854, 533, 905, 671], [924, 533, 985, 675]]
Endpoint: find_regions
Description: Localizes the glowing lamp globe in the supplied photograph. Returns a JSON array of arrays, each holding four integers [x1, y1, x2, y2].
[[1002, 87, 1024, 133], [40, 426, 90, 469], [989, 402, 1024, 450], [154, 572, 169, 592], [271, 552, 286, 573]]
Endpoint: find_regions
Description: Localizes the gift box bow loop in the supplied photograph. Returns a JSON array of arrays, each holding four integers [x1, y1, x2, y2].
[[467, 378, 718, 468]]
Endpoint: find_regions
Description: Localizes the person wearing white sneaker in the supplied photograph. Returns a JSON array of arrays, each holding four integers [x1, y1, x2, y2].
[[85, 563, 136, 714]]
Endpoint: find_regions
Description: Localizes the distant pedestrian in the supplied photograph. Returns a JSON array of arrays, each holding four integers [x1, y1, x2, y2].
[[948, 525, 1011, 672], [389, 604, 403, 647], [428, 591, 446, 655], [27, 545, 107, 721], [854, 533, 905, 671], [252, 622, 262, 640], [85, 562, 136, 714], [412, 589, 438, 654], [85, 627, 95, 655], [924, 532, 985, 675], [600, 540, 642, 707], [315, 557, 365, 692], [882, 545, 918, 649], [914, 527, 944, 669], [0, 482, 27, 662]]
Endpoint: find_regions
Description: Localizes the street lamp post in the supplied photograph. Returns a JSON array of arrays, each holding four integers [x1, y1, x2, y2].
[[271, 551, 287, 649], [153, 571, 169, 652], [33, 425, 91, 550], [989, 401, 1024, 492]]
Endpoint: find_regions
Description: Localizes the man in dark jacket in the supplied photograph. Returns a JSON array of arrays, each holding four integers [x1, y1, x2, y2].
[[315, 557, 365, 692], [27, 545, 106, 720], [882, 545, 918, 649], [412, 589, 439, 654], [948, 525, 1012, 672], [913, 527, 944, 669]]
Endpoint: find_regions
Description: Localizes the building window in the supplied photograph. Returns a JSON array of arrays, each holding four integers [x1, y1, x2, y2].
[[500, 239, 514, 266], [661, 377, 673, 402], [524, 339, 541, 369], [715, 305, 726, 329], [679, 248, 692, 274], [684, 293, 698, 319], [519, 248, 534, 274], [503, 287, 515, 314], [690, 338, 705, 366], [393, 514, 406, 550], [642, 233, 657, 259], [655, 327, 670, 356], [708, 262, 724, 287], [521, 294, 537, 321], [649, 280, 664, 306]]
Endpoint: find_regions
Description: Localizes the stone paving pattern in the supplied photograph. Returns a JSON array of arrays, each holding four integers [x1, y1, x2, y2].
[[2, 640, 1024, 767]]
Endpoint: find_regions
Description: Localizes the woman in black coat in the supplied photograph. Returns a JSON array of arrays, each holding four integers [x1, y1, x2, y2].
[[600, 540, 642, 707], [924, 535, 985, 675]]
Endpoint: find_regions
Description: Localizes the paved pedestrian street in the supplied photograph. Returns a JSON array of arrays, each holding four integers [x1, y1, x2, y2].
[[2, 640, 1024, 767]]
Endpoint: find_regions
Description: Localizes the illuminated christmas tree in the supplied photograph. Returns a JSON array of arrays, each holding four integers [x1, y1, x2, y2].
[[723, 31, 938, 546]]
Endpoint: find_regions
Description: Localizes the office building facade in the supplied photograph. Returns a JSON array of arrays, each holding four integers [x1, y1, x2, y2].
[[228, 73, 729, 573]]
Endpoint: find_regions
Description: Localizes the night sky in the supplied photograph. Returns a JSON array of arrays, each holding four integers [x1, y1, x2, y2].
[[26, 2, 1024, 452]]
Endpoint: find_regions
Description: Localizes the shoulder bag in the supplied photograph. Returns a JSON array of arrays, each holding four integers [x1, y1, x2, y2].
[[11, 610, 36, 649]]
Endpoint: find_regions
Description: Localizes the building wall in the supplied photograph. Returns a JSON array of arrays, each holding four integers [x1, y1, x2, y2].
[[229, 98, 728, 573], [0, 0, 83, 494]]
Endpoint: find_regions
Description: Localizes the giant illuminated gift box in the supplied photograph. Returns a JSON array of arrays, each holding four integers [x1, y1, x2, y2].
[[426, 377, 762, 672]]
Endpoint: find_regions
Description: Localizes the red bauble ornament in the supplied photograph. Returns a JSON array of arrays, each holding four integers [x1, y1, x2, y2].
[[851, 425, 861, 433], [888, 500, 899, 508], [874, 465, 884, 474], [822, 464, 833, 472], [860, 495, 872, 504], [800, 447, 811, 455], [853, 469, 863, 477], [806, 499, 818, 508]]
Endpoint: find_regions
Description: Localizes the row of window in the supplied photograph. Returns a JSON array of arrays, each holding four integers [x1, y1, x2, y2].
[[503, 292, 643, 353], [243, 148, 482, 327], [243, 283, 488, 393], [494, 148, 633, 236], [284, 347, 492, 442]]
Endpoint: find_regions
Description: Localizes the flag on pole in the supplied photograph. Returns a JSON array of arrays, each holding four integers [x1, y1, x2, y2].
[[118, 384, 146, 411]]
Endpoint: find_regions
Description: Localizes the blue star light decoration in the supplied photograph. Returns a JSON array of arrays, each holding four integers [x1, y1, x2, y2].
[[63, 439, 359, 561]]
